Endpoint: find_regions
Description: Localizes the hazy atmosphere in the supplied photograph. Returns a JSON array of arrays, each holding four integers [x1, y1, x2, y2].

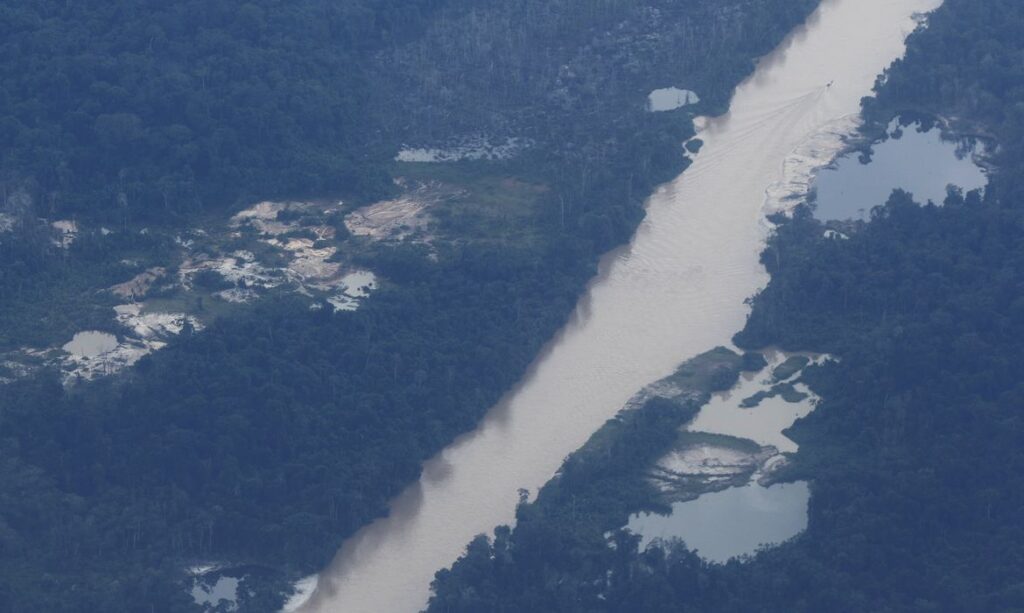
[[1, 0, 1021, 611]]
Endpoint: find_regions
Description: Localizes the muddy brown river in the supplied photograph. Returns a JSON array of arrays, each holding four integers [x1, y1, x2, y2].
[[298, 1, 941, 610]]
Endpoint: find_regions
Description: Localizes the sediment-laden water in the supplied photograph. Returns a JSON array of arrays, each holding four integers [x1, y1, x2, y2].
[[299, 1, 941, 610]]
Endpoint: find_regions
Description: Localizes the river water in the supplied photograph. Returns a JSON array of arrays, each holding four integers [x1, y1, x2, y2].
[[300, 1, 940, 610]]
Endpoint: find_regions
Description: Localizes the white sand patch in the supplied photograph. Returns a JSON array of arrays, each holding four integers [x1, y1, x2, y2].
[[1, 359, 36, 380], [108, 267, 166, 299], [231, 200, 344, 238], [216, 288, 259, 303], [59, 308, 203, 383], [113, 304, 202, 339], [231, 201, 296, 236], [311, 225, 336, 241], [280, 238, 314, 252], [61, 334, 151, 382], [764, 113, 862, 216], [215, 255, 280, 287], [0, 347, 55, 386], [184, 235, 348, 298], [259, 237, 343, 290], [396, 137, 529, 163], [345, 196, 431, 241], [187, 564, 223, 576], [345, 179, 460, 243], [232, 200, 286, 223], [288, 248, 340, 286], [51, 219, 78, 248], [656, 444, 762, 477], [327, 295, 360, 311], [179, 253, 282, 291], [282, 575, 319, 613], [222, 200, 361, 298]]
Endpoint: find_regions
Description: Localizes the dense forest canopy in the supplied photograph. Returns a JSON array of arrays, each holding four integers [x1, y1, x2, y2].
[[0, 0, 817, 224], [0, 0, 448, 220]]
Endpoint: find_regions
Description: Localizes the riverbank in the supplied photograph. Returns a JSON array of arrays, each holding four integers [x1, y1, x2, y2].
[[426, 0, 1024, 609], [426, 346, 823, 609], [0, 1, 824, 610], [300, 1, 938, 610]]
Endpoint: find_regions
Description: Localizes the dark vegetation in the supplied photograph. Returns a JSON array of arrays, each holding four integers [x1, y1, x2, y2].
[[428, 350, 743, 613], [0, 256, 587, 611], [0, 0, 818, 610], [0, 0, 816, 346], [0, 221, 177, 349], [0, 0, 443, 220], [740, 351, 768, 372], [738, 381, 806, 408], [382, 0, 819, 252], [0, 0, 437, 349], [770, 355, 809, 381], [427, 1, 1024, 610]]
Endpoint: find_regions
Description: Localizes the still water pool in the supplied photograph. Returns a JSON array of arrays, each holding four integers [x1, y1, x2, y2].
[[627, 481, 811, 562], [813, 117, 987, 220]]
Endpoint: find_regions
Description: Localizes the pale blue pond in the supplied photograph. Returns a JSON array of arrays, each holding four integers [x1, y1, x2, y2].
[[647, 87, 701, 112], [813, 117, 987, 220], [191, 574, 239, 610], [627, 481, 811, 562]]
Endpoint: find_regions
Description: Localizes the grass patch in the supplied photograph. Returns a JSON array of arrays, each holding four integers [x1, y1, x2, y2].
[[392, 161, 549, 247]]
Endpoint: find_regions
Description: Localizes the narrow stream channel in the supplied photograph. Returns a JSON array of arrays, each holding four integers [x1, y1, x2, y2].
[[300, 1, 941, 610]]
